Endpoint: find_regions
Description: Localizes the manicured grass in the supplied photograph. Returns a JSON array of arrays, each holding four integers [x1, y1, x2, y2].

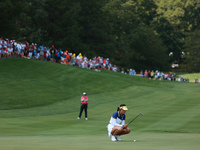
[[0, 58, 200, 150], [0, 133, 199, 150]]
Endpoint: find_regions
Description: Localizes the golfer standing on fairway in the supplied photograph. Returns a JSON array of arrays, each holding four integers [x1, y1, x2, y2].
[[107, 104, 130, 141], [77, 92, 88, 120]]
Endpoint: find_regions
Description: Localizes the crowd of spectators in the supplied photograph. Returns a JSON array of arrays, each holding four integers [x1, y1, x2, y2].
[[126, 69, 178, 81], [0, 37, 116, 71], [0, 37, 198, 83], [127, 69, 192, 82]]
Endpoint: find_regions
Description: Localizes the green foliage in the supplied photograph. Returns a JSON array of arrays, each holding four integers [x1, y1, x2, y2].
[[1, 0, 200, 72], [0, 0, 23, 38], [127, 27, 170, 71], [78, 0, 115, 58], [103, 0, 169, 71], [43, 0, 82, 51], [155, 0, 186, 28], [182, 0, 200, 31], [181, 30, 200, 72], [134, 0, 157, 25], [152, 17, 184, 63], [17, 0, 47, 43], [154, 0, 200, 67]]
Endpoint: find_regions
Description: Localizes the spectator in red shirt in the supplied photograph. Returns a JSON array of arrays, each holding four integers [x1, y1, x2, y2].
[[148, 70, 151, 79], [195, 78, 199, 83], [24, 43, 30, 57]]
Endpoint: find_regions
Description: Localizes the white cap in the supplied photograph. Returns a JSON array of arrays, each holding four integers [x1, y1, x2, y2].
[[83, 92, 86, 95]]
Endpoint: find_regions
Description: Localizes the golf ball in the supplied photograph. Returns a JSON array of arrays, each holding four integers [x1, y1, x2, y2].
[[134, 140, 136, 142]]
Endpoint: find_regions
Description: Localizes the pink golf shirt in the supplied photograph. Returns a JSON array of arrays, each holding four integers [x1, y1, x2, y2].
[[81, 96, 88, 105]]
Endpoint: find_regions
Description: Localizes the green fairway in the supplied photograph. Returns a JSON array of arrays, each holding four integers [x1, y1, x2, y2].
[[0, 58, 200, 150]]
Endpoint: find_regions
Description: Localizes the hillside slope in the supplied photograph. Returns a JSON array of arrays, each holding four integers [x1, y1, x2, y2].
[[0, 58, 200, 136]]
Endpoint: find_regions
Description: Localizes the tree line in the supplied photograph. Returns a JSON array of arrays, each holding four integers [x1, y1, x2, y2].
[[0, 0, 200, 72]]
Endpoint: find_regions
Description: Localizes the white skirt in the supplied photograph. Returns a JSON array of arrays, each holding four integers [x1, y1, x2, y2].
[[107, 124, 114, 138], [107, 124, 114, 133]]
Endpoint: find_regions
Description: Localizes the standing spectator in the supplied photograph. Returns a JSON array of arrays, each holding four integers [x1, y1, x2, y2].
[[121, 68, 125, 73], [56, 49, 62, 63], [16, 42, 22, 56], [148, 70, 151, 79], [77, 53, 82, 60], [140, 70, 143, 77], [133, 69, 136, 76], [1, 46, 7, 58], [156, 71, 161, 80], [106, 58, 109, 69], [161, 72, 165, 80], [103, 59, 107, 70], [3, 46, 8, 58], [129, 69, 133, 75], [65, 51, 71, 62], [43, 47, 47, 61], [38, 44, 44, 60], [167, 74, 171, 80], [89, 59, 93, 69], [24, 43, 30, 57], [7, 44, 13, 57], [50, 45, 55, 62], [112, 65, 117, 72], [32, 44, 37, 59], [178, 77, 181, 82], [172, 73, 176, 81], [11, 39, 17, 57], [77, 92, 88, 120], [29, 43, 35, 58], [151, 70, 154, 80], [144, 70, 148, 78]]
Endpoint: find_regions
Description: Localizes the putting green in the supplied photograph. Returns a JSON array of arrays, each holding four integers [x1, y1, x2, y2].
[[0, 133, 199, 150]]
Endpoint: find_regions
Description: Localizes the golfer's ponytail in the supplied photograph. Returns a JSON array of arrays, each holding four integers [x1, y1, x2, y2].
[[117, 106, 120, 111]]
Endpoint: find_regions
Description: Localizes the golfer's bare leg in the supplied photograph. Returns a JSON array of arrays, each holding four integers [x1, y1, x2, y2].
[[111, 126, 130, 136], [118, 128, 130, 136]]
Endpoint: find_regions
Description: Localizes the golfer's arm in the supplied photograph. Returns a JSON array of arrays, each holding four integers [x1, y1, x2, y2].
[[81, 97, 88, 102], [110, 117, 123, 127], [122, 120, 125, 126], [121, 120, 126, 129]]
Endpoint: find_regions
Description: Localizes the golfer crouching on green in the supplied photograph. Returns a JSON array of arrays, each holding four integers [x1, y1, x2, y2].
[[107, 104, 130, 141]]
